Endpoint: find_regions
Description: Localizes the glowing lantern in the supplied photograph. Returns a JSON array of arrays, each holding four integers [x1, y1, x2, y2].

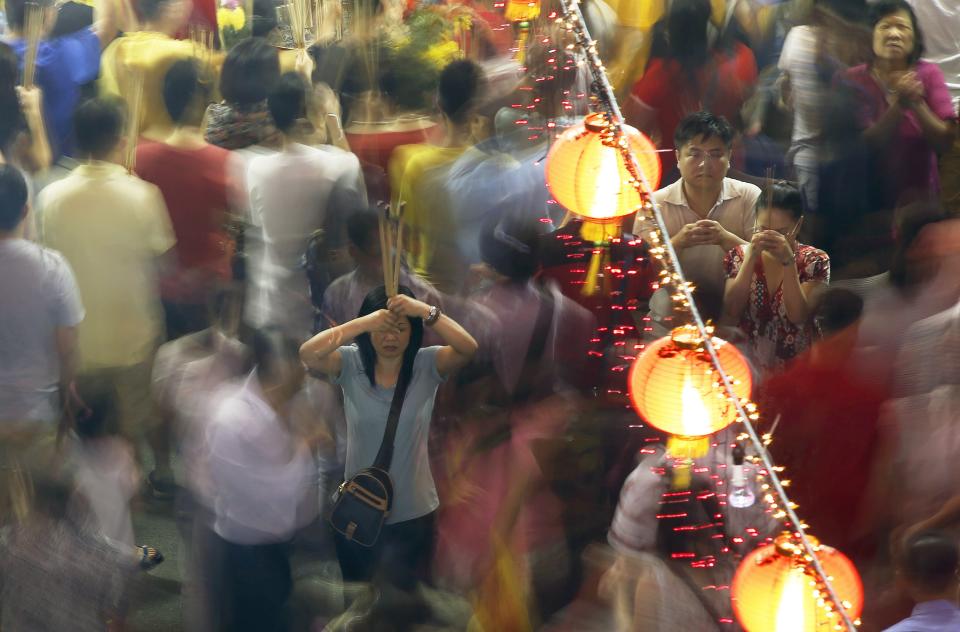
[[628, 326, 752, 439], [732, 533, 864, 632], [546, 113, 661, 223]]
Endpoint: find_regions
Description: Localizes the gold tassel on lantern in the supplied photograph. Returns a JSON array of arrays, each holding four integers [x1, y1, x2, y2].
[[580, 221, 620, 297], [504, 0, 540, 64], [666, 434, 711, 460]]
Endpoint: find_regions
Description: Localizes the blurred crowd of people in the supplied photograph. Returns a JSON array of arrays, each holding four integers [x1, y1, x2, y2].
[[1, 0, 959, 630]]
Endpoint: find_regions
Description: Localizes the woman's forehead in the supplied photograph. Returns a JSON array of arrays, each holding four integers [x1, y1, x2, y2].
[[877, 12, 912, 27]]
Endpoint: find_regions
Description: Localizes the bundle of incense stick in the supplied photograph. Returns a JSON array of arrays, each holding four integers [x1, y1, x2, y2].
[[189, 24, 214, 64], [378, 203, 405, 297], [312, 0, 323, 44], [355, 0, 377, 85], [334, 2, 342, 41], [764, 166, 775, 209], [21, 2, 44, 88], [123, 70, 144, 172], [286, 0, 309, 49]]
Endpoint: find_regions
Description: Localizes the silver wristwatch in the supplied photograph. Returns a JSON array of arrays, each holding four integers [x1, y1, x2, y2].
[[424, 305, 441, 326]]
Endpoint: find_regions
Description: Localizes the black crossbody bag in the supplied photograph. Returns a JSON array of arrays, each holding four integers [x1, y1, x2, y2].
[[329, 374, 410, 547]]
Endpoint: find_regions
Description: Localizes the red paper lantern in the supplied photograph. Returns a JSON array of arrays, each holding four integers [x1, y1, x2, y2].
[[628, 327, 752, 438], [545, 113, 661, 223], [732, 533, 864, 632]]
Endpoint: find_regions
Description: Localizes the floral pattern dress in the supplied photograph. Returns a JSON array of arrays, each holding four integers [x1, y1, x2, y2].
[[204, 100, 281, 150], [724, 243, 830, 375]]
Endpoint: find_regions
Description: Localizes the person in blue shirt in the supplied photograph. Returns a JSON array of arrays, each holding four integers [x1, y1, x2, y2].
[[884, 531, 960, 631], [5, 0, 120, 158], [300, 285, 478, 620]]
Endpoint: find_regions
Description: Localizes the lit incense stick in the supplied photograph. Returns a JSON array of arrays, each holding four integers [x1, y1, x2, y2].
[[123, 70, 144, 172], [22, 2, 44, 88], [378, 205, 392, 295], [393, 202, 405, 296]]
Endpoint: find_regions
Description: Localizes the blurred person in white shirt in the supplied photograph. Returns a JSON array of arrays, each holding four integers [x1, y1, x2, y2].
[[239, 72, 366, 341], [206, 327, 318, 632]]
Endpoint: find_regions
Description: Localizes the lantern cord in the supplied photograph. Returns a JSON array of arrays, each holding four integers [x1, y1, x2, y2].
[[555, 1, 857, 630]]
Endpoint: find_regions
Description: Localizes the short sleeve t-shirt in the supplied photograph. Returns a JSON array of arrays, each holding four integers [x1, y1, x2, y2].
[[0, 240, 84, 424], [332, 345, 445, 523], [388, 144, 467, 290], [99, 32, 203, 142], [135, 142, 232, 300], [11, 28, 101, 158], [39, 162, 176, 369]]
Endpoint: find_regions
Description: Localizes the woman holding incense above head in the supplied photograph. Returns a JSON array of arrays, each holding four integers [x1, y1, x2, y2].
[[299, 282, 477, 599], [722, 182, 829, 376]]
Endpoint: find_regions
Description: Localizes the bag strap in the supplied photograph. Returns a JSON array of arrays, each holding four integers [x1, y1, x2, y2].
[[509, 284, 555, 403], [372, 362, 413, 471]]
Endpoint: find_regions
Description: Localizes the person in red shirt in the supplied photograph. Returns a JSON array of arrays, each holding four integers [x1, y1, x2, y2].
[[761, 287, 888, 563], [624, 0, 758, 182], [136, 59, 233, 339]]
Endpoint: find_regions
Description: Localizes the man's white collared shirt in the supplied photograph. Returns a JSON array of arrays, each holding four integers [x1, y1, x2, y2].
[[634, 177, 761, 296]]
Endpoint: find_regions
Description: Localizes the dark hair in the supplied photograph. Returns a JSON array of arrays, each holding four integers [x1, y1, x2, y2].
[[674, 111, 735, 152], [4, 0, 54, 31], [814, 0, 869, 24], [346, 207, 381, 253], [139, 0, 177, 22], [889, 206, 946, 289], [163, 59, 210, 125], [0, 42, 26, 155], [220, 37, 281, 106], [267, 72, 307, 133], [900, 531, 959, 593], [206, 284, 245, 332], [813, 288, 863, 336], [74, 387, 116, 441], [355, 285, 424, 390], [0, 164, 28, 231], [74, 97, 126, 159], [479, 212, 543, 281], [665, 0, 712, 72], [250, 327, 302, 385], [691, 285, 724, 324], [758, 181, 805, 220], [251, 0, 278, 37], [870, 0, 925, 65], [438, 59, 485, 125]]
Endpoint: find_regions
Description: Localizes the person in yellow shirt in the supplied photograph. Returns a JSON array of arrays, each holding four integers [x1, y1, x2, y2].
[[388, 59, 488, 293], [38, 97, 177, 492], [99, 0, 217, 141], [604, 0, 731, 95]]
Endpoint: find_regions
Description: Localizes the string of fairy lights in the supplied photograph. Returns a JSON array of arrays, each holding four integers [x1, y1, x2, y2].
[[551, 0, 859, 629]]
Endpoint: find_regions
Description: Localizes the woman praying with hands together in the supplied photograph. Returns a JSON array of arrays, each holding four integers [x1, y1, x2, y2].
[[723, 182, 829, 376]]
